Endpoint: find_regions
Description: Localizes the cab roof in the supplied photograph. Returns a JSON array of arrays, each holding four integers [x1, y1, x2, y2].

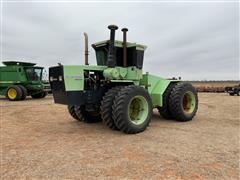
[[92, 40, 147, 51], [2, 61, 37, 66]]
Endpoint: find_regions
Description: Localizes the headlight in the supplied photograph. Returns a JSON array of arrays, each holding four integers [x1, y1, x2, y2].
[[59, 76, 63, 81]]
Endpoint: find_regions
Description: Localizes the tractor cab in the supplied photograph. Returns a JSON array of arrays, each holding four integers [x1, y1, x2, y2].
[[24, 67, 43, 82], [92, 40, 147, 69]]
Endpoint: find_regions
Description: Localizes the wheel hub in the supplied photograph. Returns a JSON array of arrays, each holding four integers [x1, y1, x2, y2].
[[182, 91, 196, 114], [128, 95, 148, 125], [8, 88, 17, 99]]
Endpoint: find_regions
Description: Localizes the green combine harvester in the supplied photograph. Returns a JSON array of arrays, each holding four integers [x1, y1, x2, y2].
[[0, 61, 50, 101], [49, 25, 198, 134]]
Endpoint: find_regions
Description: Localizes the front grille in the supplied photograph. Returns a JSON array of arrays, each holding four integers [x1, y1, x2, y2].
[[49, 66, 68, 104], [49, 66, 65, 91]]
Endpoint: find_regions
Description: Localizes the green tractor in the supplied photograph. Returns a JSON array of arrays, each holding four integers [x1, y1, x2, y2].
[[0, 61, 50, 101], [49, 25, 198, 134]]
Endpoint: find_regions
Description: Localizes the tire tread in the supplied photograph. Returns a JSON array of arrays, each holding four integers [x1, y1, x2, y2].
[[169, 82, 198, 122], [68, 105, 81, 121], [112, 85, 152, 134], [101, 86, 123, 130]]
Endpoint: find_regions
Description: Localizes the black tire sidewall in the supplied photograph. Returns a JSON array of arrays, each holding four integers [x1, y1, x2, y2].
[[101, 86, 123, 130], [68, 105, 81, 121], [41, 91, 47, 98], [75, 105, 101, 123], [158, 82, 177, 119], [31, 91, 46, 99], [170, 83, 198, 121], [18, 85, 28, 100]]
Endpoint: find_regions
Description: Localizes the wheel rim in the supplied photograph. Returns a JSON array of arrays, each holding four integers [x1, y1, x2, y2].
[[8, 88, 17, 99], [128, 95, 149, 125], [182, 91, 196, 114]]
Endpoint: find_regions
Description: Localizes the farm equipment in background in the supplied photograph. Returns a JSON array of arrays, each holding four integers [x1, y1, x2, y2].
[[225, 84, 240, 96], [195, 86, 225, 93], [0, 61, 50, 101], [190, 81, 240, 93], [49, 25, 198, 134]]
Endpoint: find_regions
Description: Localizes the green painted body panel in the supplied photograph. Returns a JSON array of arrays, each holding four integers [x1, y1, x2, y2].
[[63, 65, 106, 91], [0, 66, 27, 84], [103, 67, 142, 80], [63, 65, 142, 91], [62, 64, 178, 107], [140, 74, 179, 107], [110, 80, 139, 85]]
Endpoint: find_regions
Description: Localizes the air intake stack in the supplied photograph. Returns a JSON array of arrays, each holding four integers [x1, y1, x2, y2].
[[121, 28, 128, 67], [107, 25, 118, 67]]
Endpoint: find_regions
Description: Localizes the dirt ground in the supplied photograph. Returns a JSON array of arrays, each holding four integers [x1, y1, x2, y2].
[[1, 93, 239, 179]]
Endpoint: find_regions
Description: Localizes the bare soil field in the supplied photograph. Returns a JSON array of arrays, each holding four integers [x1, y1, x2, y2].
[[1, 93, 239, 179]]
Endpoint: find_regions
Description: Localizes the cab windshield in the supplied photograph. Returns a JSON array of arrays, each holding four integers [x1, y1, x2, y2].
[[25, 68, 43, 81]]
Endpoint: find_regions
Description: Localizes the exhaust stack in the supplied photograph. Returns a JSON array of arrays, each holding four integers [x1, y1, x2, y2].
[[107, 25, 118, 67], [121, 28, 128, 67], [84, 32, 89, 65]]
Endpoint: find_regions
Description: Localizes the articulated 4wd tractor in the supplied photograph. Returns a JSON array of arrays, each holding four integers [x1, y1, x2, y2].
[[49, 25, 198, 134]]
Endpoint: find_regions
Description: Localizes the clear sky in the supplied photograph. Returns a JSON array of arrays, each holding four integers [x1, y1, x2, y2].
[[1, 1, 239, 80]]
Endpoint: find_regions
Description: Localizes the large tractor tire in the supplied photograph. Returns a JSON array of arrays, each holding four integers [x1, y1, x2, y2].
[[6, 85, 22, 101], [31, 91, 47, 99], [169, 82, 198, 122], [158, 83, 176, 119], [18, 85, 28, 100], [74, 105, 101, 123], [68, 105, 82, 121], [112, 85, 152, 134], [101, 86, 123, 130], [41, 92, 47, 98]]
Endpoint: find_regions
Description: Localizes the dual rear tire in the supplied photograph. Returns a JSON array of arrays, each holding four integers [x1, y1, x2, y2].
[[158, 82, 198, 121], [68, 85, 152, 134], [6, 85, 27, 101], [68, 105, 101, 123], [101, 85, 152, 134], [6, 85, 47, 101], [31, 91, 47, 99]]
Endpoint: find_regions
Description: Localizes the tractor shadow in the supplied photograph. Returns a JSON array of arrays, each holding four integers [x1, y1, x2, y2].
[[0, 95, 53, 102], [63, 109, 177, 135], [63, 112, 178, 136], [0, 97, 8, 101], [151, 110, 178, 125]]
